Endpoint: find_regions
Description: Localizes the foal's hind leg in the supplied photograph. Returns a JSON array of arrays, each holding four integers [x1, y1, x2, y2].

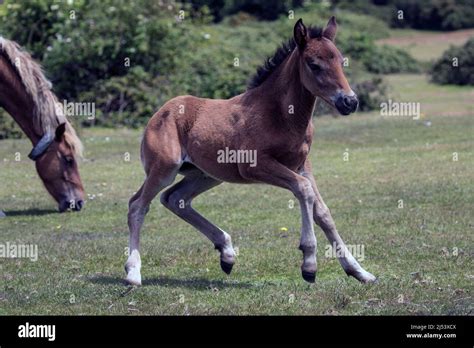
[[125, 165, 179, 285], [160, 171, 236, 274], [301, 160, 376, 283]]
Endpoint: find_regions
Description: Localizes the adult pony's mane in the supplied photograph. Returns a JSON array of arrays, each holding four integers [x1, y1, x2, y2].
[[0, 37, 83, 157], [248, 26, 323, 90]]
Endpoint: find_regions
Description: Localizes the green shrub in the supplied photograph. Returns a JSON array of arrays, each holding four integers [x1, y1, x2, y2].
[[339, 32, 419, 74], [330, 0, 394, 28], [78, 66, 166, 128], [333, 0, 474, 30], [363, 45, 419, 74], [44, 1, 178, 100], [189, 0, 305, 22], [0, 0, 78, 60], [353, 76, 389, 111], [430, 38, 474, 85], [391, 0, 474, 30], [0, 110, 23, 140]]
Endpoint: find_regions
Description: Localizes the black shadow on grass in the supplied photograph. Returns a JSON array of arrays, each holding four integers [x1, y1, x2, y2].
[[89, 275, 254, 290], [3, 208, 57, 216]]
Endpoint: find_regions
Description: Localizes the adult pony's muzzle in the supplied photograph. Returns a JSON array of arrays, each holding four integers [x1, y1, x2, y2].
[[58, 199, 84, 212], [335, 94, 359, 116]]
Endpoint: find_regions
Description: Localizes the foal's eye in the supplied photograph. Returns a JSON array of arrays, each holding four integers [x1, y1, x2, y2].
[[309, 63, 322, 72], [64, 156, 74, 165]]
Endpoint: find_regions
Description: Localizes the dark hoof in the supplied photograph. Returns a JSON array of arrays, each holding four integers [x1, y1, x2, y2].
[[220, 260, 234, 275], [302, 270, 316, 283]]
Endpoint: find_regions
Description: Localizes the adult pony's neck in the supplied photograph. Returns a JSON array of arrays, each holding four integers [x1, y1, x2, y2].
[[244, 46, 316, 133], [0, 37, 82, 156]]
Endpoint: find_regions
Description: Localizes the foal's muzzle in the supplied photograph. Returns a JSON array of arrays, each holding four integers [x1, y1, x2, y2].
[[335, 94, 359, 116]]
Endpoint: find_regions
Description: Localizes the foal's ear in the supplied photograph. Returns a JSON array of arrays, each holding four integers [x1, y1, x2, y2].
[[323, 16, 337, 41], [55, 123, 67, 142], [294, 18, 307, 49]]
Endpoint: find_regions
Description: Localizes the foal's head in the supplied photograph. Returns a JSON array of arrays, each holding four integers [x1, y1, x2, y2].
[[34, 123, 85, 212], [294, 17, 358, 116]]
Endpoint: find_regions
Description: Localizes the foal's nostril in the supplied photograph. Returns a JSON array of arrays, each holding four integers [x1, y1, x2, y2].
[[343, 96, 351, 108], [352, 98, 359, 111], [343, 95, 358, 111]]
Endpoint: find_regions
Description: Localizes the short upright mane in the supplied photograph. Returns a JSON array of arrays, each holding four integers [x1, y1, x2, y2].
[[0, 37, 83, 157], [248, 26, 323, 90]]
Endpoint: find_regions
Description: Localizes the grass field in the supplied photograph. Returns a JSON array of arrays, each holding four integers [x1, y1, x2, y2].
[[1, 71, 472, 315], [377, 28, 474, 62]]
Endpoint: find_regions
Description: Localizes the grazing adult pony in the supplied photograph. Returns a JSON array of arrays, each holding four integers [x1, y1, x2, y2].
[[125, 17, 376, 285], [0, 37, 85, 212]]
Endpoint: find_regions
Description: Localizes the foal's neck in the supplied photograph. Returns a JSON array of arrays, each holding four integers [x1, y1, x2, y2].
[[0, 55, 40, 143], [253, 48, 316, 133]]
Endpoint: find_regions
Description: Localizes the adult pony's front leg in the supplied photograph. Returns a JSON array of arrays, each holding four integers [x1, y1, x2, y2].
[[301, 160, 376, 283], [239, 157, 317, 283]]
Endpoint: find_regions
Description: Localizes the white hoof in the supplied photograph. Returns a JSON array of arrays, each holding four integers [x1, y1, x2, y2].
[[125, 250, 142, 286], [221, 233, 236, 264], [350, 268, 377, 283], [125, 266, 142, 286]]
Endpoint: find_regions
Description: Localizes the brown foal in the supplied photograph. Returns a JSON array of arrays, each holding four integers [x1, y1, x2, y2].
[[125, 17, 376, 285], [0, 37, 84, 212]]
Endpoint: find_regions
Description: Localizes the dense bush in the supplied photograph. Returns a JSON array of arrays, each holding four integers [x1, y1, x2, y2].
[[44, 1, 179, 100], [189, 0, 304, 21], [353, 76, 389, 111], [0, 1, 75, 60], [430, 38, 474, 85], [339, 32, 419, 74], [333, 0, 474, 30], [330, 0, 394, 24], [363, 45, 419, 74], [391, 0, 474, 30]]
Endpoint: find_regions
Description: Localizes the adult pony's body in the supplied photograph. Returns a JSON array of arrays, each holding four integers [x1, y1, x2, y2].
[[0, 37, 84, 212], [126, 18, 376, 285]]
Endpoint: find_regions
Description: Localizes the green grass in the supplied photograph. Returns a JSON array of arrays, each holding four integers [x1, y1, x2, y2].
[[385, 74, 474, 117], [0, 73, 473, 315]]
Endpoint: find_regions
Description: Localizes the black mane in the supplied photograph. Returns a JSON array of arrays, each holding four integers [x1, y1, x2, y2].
[[247, 26, 323, 90]]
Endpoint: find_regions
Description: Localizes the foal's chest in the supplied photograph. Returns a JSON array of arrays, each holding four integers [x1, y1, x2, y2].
[[271, 133, 312, 171]]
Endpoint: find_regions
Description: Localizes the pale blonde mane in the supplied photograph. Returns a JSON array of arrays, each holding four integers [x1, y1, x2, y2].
[[0, 37, 83, 157]]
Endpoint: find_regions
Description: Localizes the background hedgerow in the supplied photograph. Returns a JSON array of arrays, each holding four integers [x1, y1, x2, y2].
[[430, 38, 474, 85]]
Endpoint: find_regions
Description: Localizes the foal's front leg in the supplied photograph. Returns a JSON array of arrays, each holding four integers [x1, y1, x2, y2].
[[239, 158, 317, 282], [301, 160, 376, 283]]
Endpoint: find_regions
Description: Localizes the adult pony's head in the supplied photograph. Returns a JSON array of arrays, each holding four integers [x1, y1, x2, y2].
[[31, 122, 85, 212], [294, 17, 358, 115], [0, 37, 85, 212]]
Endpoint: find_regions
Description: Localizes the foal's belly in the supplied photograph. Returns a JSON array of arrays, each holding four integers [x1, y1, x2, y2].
[[184, 143, 254, 184], [182, 158, 252, 184]]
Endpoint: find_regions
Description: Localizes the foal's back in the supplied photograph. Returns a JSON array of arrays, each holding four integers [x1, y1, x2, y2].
[[143, 93, 252, 182]]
